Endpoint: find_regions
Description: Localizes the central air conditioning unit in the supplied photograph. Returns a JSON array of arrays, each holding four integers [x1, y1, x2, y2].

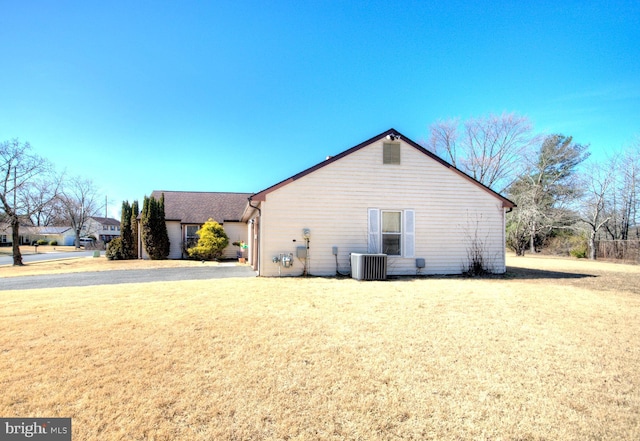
[[351, 253, 387, 281]]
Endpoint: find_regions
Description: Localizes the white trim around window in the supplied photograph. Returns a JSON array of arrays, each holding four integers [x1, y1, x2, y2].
[[367, 208, 415, 257]]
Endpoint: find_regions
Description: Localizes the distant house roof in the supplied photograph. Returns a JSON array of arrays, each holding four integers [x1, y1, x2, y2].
[[90, 216, 120, 226], [0, 224, 72, 235], [251, 128, 515, 209], [149, 191, 252, 224], [37, 226, 73, 234]]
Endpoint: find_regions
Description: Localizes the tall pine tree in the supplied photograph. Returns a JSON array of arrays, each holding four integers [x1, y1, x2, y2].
[[131, 200, 139, 259], [157, 193, 170, 259], [141, 194, 170, 259], [120, 201, 133, 258]]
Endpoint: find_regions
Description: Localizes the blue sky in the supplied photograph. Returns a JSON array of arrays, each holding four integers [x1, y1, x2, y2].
[[1, 1, 638, 218]]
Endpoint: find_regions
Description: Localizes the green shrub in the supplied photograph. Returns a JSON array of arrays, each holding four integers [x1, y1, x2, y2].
[[544, 232, 588, 258], [188, 219, 229, 261], [570, 244, 588, 258], [37, 239, 48, 246], [106, 237, 126, 260], [49, 240, 58, 246]]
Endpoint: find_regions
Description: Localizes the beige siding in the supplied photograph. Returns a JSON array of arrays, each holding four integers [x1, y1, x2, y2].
[[167, 221, 183, 259], [221, 222, 247, 259], [259, 140, 507, 276]]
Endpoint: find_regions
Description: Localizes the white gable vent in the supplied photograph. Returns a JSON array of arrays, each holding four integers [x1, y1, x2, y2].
[[351, 253, 387, 281]]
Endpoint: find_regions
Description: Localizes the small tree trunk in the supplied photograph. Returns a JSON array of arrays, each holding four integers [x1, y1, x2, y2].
[[529, 222, 536, 254], [588, 230, 597, 260], [11, 216, 23, 266], [514, 238, 526, 256]]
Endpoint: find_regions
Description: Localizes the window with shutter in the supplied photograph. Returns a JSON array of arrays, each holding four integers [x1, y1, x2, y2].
[[404, 209, 415, 258], [368, 209, 415, 257]]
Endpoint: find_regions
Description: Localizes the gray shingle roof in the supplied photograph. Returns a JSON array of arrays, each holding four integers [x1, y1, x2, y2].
[[149, 191, 251, 224], [34, 226, 73, 234], [90, 217, 120, 226]]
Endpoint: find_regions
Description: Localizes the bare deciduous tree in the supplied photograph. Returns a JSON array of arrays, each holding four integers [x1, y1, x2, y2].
[[0, 139, 58, 265], [604, 140, 640, 241], [26, 180, 66, 226], [58, 176, 103, 248], [428, 112, 538, 193], [579, 161, 613, 259]]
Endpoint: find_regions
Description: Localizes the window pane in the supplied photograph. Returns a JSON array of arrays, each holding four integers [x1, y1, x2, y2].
[[382, 212, 401, 233], [186, 225, 199, 237], [382, 235, 401, 255]]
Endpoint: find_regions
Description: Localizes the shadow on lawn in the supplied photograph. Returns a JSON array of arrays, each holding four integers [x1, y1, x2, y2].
[[384, 268, 597, 282], [504, 266, 597, 280]]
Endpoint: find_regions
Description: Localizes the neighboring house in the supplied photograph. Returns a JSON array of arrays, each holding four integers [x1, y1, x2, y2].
[[27, 226, 76, 245], [85, 217, 121, 243], [0, 217, 120, 247], [1, 223, 75, 245], [0, 222, 10, 246], [245, 128, 515, 276], [138, 191, 253, 260]]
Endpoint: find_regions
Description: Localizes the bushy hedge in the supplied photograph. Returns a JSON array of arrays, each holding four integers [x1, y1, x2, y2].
[[106, 237, 126, 260], [188, 219, 229, 261], [543, 233, 588, 258], [49, 240, 58, 246]]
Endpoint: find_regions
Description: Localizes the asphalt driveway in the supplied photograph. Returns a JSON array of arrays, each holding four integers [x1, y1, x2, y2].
[[0, 265, 256, 291]]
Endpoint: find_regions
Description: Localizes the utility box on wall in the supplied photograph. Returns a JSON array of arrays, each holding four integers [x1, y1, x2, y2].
[[296, 246, 307, 258]]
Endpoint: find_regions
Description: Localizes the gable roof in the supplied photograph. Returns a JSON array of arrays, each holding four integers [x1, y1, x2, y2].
[[33, 226, 74, 235], [150, 191, 252, 224], [89, 216, 120, 226], [250, 128, 516, 208], [16, 225, 74, 235]]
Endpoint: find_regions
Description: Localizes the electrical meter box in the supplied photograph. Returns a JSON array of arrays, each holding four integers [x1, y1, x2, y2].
[[296, 246, 307, 258]]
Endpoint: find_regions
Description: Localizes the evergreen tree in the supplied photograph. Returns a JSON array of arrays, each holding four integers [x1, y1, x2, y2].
[[131, 200, 139, 259], [141, 194, 170, 260], [106, 237, 126, 260], [120, 200, 133, 258], [157, 193, 170, 259], [141, 196, 151, 255], [506, 134, 589, 255]]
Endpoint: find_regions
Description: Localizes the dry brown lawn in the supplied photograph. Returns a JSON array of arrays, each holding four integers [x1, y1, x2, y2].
[[1, 254, 639, 440]]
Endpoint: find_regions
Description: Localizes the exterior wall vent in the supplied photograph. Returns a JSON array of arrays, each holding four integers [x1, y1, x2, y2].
[[351, 253, 387, 281]]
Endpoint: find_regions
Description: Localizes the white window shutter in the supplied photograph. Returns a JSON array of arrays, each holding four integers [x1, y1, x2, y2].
[[404, 209, 415, 258], [368, 208, 380, 253]]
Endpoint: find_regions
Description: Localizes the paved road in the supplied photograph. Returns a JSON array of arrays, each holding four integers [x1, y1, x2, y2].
[[0, 250, 98, 265], [0, 265, 257, 291]]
